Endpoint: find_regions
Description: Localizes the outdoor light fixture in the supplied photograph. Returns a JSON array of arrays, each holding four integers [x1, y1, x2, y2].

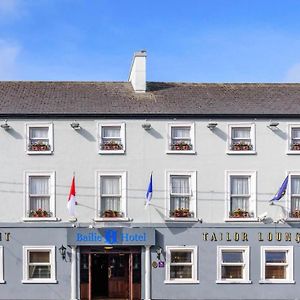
[[142, 123, 152, 130], [207, 122, 218, 130], [1, 120, 10, 130], [70, 121, 81, 130], [59, 244, 67, 260], [268, 121, 279, 131], [156, 246, 162, 260]]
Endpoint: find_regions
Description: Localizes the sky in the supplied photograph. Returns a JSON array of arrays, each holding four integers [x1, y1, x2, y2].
[[0, 0, 300, 82]]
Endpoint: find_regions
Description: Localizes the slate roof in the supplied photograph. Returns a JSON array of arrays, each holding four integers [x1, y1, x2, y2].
[[0, 81, 299, 117]]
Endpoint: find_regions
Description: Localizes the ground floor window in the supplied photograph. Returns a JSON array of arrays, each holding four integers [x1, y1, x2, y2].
[[260, 246, 294, 283], [22, 246, 56, 283], [0, 246, 4, 283], [165, 246, 198, 283], [217, 246, 250, 283]]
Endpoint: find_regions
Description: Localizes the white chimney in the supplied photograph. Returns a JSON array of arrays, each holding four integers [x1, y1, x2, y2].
[[128, 50, 147, 93]]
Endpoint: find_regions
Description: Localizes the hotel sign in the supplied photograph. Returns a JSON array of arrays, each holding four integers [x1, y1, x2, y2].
[[67, 227, 155, 246]]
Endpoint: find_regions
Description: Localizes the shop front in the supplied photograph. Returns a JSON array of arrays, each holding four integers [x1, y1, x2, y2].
[[67, 227, 155, 300]]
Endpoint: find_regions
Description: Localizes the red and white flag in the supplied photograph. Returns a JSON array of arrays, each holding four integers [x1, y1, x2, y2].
[[67, 176, 77, 216]]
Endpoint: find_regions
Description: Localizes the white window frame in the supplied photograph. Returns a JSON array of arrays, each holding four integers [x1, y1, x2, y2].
[[286, 171, 300, 221], [165, 245, 199, 284], [26, 123, 53, 155], [166, 171, 197, 221], [260, 246, 294, 284], [287, 124, 300, 154], [227, 123, 256, 154], [23, 171, 57, 222], [166, 123, 195, 154], [22, 246, 57, 284], [95, 171, 128, 221], [98, 123, 126, 154], [216, 246, 250, 284], [0, 246, 4, 283], [225, 171, 257, 222]]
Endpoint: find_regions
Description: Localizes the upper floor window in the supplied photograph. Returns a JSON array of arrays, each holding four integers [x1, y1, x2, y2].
[[165, 246, 198, 284], [167, 171, 196, 219], [0, 246, 4, 284], [288, 125, 300, 153], [260, 246, 294, 284], [227, 124, 255, 154], [167, 123, 195, 154], [22, 246, 56, 283], [217, 246, 250, 283], [96, 171, 127, 219], [225, 171, 256, 221], [26, 124, 53, 154], [24, 172, 56, 220], [287, 174, 300, 219], [98, 123, 125, 154]]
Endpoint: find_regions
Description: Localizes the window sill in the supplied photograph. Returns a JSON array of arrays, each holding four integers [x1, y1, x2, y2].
[[27, 151, 53, 155], [0, 280, 5, 284], [94, 217, 131, 222], [285, 218, 300, 222], [286, 151, 300, 155], [166, 150, 196, 155], [226, 150, 257, 155], [224, 218, 258, 222], [23, 217, 61, 222], [259, 280, 295, 284], [98, 150, 125, 154], [216, 280, 251, 284], [164, 279, 199, 284], [22, 279, 57, 284], [165, 217, 199, 223]]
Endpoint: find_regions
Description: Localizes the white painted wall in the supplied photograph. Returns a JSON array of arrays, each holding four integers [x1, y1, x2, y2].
[[0, 118, 296, 223]]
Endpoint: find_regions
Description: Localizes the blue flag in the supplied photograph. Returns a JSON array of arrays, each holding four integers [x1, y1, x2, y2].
[[271, 176, 288, 202], [145, 174, 153, 207]]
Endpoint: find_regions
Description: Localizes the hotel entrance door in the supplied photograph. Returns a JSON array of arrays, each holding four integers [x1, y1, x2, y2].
[[80, 247, 141, 300]]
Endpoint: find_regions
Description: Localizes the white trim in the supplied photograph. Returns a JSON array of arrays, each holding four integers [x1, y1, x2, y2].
[[165, 245, 199, 284], [24, 171, 56, 220], [285, 171, 300, 221], [26, 123, 53, 155], [165, 171, 197, 219], [96, 171, 127, 219], [260, 246, 294, 284], [22, 246, 57, 283], [0, 246, 4, 283], [287, 124, 300, 154], [225, 171, 257, 221], [166, 123, 196, 154], [98, 123, 126, 154], [227, 123, 256, 154], [216, 246, 250, 283]]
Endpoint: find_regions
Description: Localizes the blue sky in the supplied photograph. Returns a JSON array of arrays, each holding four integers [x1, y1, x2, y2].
[[0, 0, 300, 82]]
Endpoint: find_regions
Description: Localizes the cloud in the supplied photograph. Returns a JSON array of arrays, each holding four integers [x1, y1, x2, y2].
[[0, 40, 21, 80], [284, 63, 300, 83]]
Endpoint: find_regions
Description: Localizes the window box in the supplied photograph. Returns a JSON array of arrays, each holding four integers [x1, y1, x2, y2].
[[100, 141, 123, 151], [290, 143, 300, 151], [170, 142, 192, 151], [229, 209, 252, 219], [28, 142, 51, 152], [170, 208, 193, 218], [230, 142, 253, 151], [100, 210, 124, 218], [289, 210, 300, 218], [29, 209, 52, 218]]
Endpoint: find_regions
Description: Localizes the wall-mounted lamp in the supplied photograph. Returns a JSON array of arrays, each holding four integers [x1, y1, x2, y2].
[[1, 120, 10, 130], [59, 244, 66, 260], [142, 123, 152, 130], [156, 246, 162, 260], [207, 122, 218, 130], [268, 121, 279, 131], [70, 121, 81, 130]]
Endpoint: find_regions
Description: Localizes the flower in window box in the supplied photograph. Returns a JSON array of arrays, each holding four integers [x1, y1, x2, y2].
[[100, 140, 123, 151], [231, 141, 253, 151], [170, 208, 192, 218], [291, 143, 300, 151], [101, 210, 123, 218], [170, 141, 192, 151], [29, 141, 50, 151], [290, 209, 300, 218], [229, 208, 251, 218], [29, 208, 52, 218]]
